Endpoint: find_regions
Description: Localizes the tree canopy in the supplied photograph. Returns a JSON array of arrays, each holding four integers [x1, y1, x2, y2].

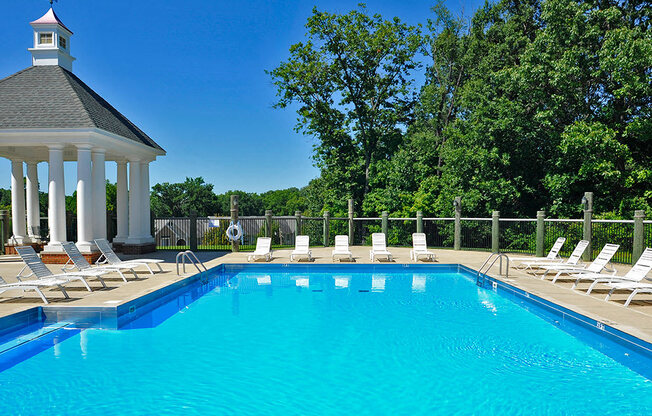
[[267, 0, 651, 219]]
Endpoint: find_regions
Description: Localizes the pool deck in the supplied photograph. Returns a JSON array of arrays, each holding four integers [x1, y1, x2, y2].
[[0, 247, 651, 343]]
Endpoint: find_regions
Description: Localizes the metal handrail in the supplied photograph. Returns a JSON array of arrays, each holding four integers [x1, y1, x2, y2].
[[176, 250, 207, 275], [476, 252, 509, 286]]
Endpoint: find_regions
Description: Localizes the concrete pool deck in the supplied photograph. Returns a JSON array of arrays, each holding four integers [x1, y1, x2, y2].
[[0, 247, 651, 343]]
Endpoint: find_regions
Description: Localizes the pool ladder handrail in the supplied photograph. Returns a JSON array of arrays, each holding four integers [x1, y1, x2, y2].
[[476, 253, 509, 286], [176, 250, 208, 275]]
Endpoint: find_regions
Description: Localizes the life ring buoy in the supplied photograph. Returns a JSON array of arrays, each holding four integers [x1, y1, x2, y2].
[[226, 221, 243, 241]]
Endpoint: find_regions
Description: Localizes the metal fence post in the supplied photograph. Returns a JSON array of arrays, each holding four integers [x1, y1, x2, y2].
[[295, 211, 302, 241], [230, 194, 239, 252], [381, 211, 388, 236], [454, 197, 462, 250], [416, 211, 423, 234], [323, 210, 330, 247], [536, 210, 546, 257], [189, 210, 198, 251], [0, 210, 8, 252], [582, 192, 593, 261], [265, 210, 273, 238], [348, 199, 354, 246], [492, 211, 500, 253], [633, 210, 645, 265]]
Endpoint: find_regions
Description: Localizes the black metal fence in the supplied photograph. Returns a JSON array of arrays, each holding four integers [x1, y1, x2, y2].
[[592, 220, 634, 264], [499, 219, 537, 254], [460, 218, 491, 251], [544, 219, 583, 258], [12, 211, 647, 265], [352, 218, 381, 245], [422, 218, 455, 247]]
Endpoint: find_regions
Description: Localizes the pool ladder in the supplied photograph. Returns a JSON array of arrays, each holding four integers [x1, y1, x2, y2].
[[176, 250, 208, 275], [476, 253, 509, 287]]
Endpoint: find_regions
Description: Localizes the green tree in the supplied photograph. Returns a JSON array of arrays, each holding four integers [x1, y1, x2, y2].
[[151, 177, 220, 217], [269, 5, 422, 212]]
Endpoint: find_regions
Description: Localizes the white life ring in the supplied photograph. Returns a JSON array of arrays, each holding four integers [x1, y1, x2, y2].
[[226, 221, 243, 241]]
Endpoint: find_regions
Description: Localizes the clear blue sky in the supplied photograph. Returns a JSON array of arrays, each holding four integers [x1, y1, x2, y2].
[[0, 0, 483, 194]]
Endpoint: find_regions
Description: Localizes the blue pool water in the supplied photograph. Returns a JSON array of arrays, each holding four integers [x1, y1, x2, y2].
[[1, 266, 652, 415]]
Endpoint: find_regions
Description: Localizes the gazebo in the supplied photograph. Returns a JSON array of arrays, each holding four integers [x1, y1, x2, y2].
[[0, 8, 166, 262]]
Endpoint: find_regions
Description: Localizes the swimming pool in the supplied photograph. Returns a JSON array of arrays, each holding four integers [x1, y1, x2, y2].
[[1, 264, 651, 415]]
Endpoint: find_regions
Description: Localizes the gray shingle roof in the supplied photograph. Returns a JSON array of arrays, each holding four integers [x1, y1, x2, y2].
[[0, 65, 163, 151]]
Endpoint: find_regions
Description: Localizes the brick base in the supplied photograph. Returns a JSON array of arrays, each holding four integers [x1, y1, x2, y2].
[[112, 241, 125, 253], [122, 242, 156, 255], [40, 251, 102, 264], [5, 243, 45, 255]]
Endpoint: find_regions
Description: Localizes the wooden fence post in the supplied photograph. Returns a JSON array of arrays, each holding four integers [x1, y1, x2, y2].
[[633, 210, 645, 265], [323, 210, 330, 247], [536, 210, 546, 257], [348, 199, 354, 246], [454, 197, 462, 250], [189, 210, 197, 251], [582, 192, 593, 261], [230, 195, 239, 252], [492, 211, 500, 253], [265, 210, 273, 239]]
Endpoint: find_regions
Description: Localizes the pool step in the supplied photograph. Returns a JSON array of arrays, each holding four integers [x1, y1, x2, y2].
[[0, 322, 70, 356]]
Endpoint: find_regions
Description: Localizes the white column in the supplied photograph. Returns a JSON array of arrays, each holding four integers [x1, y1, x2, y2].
[[126, 159, 142, 244], [26, 161, 40, 241], [10, 159, 27, 244], [76, 146, 94, 252], [114, 161, 129, 243], [45, 145, 66, 251], [140, 161, 152, 240], [91, 149, 107, 241]]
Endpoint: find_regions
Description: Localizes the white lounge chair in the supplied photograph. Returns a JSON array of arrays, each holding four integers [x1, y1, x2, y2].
[[510, 237, 566, 268], [94, 239, 164, 274], [370, 233, 393, 262], [545, 243, 620, 284], [61, 242, 139, 282], [0, 275, 71, 304], [410, 233, 436, 262], [290, 235, 312, 262], [525, 240, 589, 276], [15, 246, 106, 291], [582, 248, 652, 298], [248, 237, 272, 262], [332, 235, 353, 261]]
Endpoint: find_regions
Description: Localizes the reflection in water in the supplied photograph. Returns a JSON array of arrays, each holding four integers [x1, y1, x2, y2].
[[293, 277, 309, 288], [232, 289, 240, 316], [80, 330, 88, 358], [412, 275, 426, 293], [371, 275, 386, 293], [334, 276, 350, 289], [256, 275, 271, 286]]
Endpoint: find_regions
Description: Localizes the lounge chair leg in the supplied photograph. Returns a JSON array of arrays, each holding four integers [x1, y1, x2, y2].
[[56, 285, 69, 299], [145, 264, 154, 274], [156, 263, 163, 272], [586, 281, 599, 294], [80, 278, 92, 292], [551, 271, 562, 284], [98, 276, 107, 288], [34, 287, 49, 304], [624, 290, 639, 307], [130, 269, 138, 279], [605, 288, 616, 301]]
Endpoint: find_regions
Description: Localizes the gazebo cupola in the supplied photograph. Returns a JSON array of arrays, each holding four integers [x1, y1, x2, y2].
[[28, 8, 75, 71], [0, 7, 166, 262]]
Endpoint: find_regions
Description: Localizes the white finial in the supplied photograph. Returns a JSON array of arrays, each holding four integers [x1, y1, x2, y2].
[[28, 6, 75, 71]]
